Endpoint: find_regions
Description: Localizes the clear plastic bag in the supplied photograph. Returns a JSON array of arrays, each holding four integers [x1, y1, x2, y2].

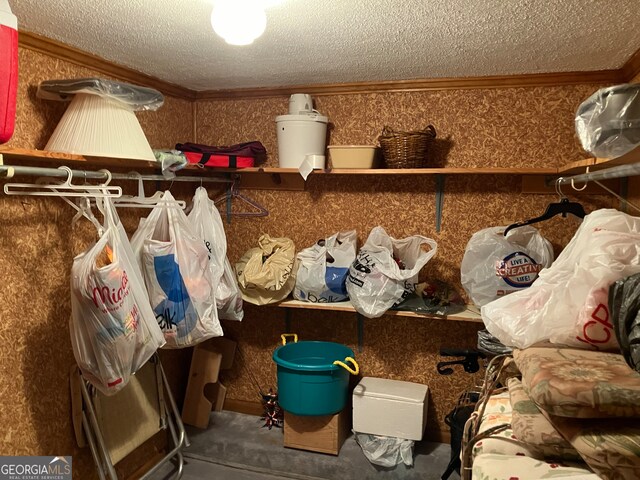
[[37, 78, 164, 111], [482, 209, 640, 350], [354, 432, 414, 468], [575, 83, 640, 159], [461, 225, 554, 306], [70, 199, 165, 395], [294, 230, 357, 303], [188, 187, 243, 321], [236, 235, 296, 305], [130, 191, 223, 348], [346, 226, 437, 318]]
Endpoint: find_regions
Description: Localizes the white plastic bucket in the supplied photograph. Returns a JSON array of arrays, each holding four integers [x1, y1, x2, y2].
[[276, 113, 328, 169]]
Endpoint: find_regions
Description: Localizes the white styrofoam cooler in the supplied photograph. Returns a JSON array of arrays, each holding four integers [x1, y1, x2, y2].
[[353, 377, 429, 441]]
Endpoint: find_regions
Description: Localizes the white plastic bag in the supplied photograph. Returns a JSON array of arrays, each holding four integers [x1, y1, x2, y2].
[[130, 191, 223, 348], [482, 209, 640, 350], [294, 230, 357, 303], [354, 432, 414, 468], [460, 226, 554, 306], [188, 187, 243, 321], [70, 199, 165, 395], [346, 227, 437, 318]]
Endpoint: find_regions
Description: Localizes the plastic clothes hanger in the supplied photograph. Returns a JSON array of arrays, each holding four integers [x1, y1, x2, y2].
[[3, 166, 122, 198], [107, 172, 186, 209], [503, 178, 586, 236], [213, 177, 269, 218]]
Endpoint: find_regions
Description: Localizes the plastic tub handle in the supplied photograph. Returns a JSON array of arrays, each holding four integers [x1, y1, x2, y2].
[[333, 357, 359, 375], [281, 333, 298, 345]]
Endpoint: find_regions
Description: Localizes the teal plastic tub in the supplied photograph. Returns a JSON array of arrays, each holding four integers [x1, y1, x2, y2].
[[272, 334, 359, 416]]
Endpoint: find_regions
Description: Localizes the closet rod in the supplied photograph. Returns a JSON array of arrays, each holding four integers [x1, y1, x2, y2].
[[0, 164, 231, 184], [556, 162, 640, 185]]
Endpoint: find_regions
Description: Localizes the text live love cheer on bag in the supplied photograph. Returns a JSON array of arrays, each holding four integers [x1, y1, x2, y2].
[[482, 209, 640, 350], [294, 230, 357, 303], [70, 199, 165, 395], [460, 226, 554, 306], [131, 191, 223, 348], [346, 227, 437, 318]]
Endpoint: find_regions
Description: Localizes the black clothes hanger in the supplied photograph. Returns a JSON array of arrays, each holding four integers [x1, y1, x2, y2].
[[503, 179, 586, 236]]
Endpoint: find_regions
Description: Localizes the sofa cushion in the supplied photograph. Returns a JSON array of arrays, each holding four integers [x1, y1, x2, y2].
[[508, 377, 581, 460], [547, 415, 640, 480], [513, 347, 640, 418], [472, 453, 596, 479]]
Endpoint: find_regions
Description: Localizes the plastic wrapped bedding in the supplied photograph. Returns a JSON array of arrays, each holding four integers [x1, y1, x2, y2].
[[575, 83, 640, 159], [37, 78, 164, 111]]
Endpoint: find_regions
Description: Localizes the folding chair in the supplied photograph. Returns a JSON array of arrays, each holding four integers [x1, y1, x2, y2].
[[70, 354, 189, 480]]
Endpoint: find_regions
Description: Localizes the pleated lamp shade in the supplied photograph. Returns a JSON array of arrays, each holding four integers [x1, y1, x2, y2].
[[45, 93, 155, 161]]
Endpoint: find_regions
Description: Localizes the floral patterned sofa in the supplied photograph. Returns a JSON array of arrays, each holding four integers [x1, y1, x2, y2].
[[462, 347, 640, 480]]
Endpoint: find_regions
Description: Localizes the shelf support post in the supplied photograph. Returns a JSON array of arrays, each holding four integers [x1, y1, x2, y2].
[[620, 177, 629, 213], [356, 313, 364, 353], [435, 174, 446, 233]]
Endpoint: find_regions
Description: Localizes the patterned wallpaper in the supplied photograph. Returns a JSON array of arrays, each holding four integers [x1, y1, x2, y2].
[[0, 43, 624, 479], [196, 84, 615, 440]]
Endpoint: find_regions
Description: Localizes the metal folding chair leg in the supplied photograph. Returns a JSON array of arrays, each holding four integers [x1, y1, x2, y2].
[[75, 354, 188, 480]]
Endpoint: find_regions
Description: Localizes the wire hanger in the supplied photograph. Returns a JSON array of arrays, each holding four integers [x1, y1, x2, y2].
[[3, 166, 122, 198], [214, 176, 269, 223], [503, 177, 586, 236]]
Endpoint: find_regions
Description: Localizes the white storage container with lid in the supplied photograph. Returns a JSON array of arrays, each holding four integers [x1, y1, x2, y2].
[[276, 112, 328, 169], [353, 377, 429, 441]]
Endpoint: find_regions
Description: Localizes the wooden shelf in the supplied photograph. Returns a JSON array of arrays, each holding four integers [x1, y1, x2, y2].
[[276, 299, 483, 323], [1, 147, 555, 177], [559, 145, 640, 175]]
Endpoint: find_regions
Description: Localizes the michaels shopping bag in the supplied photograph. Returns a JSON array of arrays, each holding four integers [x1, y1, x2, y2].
[[460, 226, 554, 306], [70, 199, 165, 395], [482, 209, 640, 350], [294, 230, 357, 303], [188, 187, 243, 321], [131, 191, 223, 348], [346, 226, 437, 318], [236, 235, 296, 305]]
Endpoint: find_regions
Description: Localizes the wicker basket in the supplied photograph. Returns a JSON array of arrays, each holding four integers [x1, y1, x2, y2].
[[378, 125, 437, 168]]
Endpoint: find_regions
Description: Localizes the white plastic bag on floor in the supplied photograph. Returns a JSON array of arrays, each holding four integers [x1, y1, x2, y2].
[[482, 209, 640, 350], [294, 230, 357, 303], [188, 187, 243, 321], [460, 225, 554, 306], [70, 199, 165, 395], [354, 432, 414, 468], [131, 191, 223, 348], [346, 227, 437, 318]]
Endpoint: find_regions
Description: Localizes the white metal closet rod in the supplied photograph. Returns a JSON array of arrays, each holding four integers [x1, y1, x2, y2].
[[556, 162, 640, 185], [0, 164, 231, 183]]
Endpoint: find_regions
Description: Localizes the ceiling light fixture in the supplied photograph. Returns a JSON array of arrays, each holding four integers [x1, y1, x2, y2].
[[211, 0, 268, 46]]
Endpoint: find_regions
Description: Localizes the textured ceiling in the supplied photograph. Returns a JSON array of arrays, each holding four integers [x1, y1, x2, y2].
[[10, 0, 640, 91]]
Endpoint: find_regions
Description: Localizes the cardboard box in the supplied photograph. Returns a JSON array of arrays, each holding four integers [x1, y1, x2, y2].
[[284, 409, 350, 455]]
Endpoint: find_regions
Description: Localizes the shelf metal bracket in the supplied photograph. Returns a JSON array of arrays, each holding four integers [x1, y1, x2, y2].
[[435, 174, 446, 233], [356, 313, 364, 353], [620, 177, 629, 213], [285, 309, 292, 334]]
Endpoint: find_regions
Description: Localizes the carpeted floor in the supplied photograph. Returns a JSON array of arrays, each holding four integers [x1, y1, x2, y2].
[[152, 411, 458, 480]]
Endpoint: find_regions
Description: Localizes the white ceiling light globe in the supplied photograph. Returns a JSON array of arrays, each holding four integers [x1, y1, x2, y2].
[[211, 1, 267, 46]]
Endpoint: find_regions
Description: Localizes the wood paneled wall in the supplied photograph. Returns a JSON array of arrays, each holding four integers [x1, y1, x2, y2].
[[196, 86, 615, 441], [0, 42, 625, 480], [0, 47, 194, 480]]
